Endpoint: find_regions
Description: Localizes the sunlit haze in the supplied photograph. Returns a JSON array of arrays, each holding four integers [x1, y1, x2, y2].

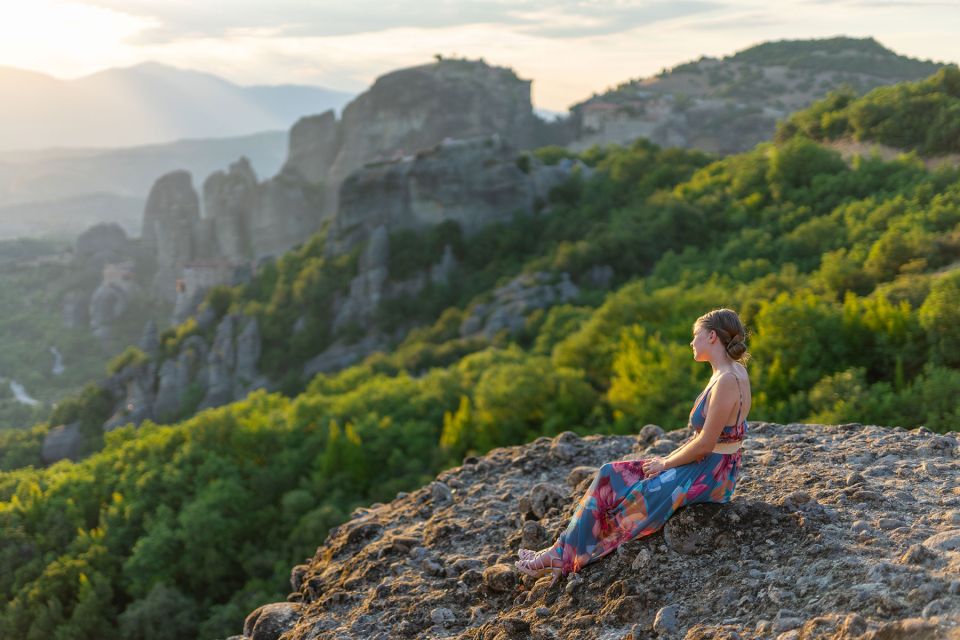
[[1, 0, 957, 111]]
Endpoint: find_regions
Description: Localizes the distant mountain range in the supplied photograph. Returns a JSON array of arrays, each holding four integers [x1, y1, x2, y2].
[[0, 61, 354, 151], [0, 131, 289, 239], [0, 38, 951, 242]]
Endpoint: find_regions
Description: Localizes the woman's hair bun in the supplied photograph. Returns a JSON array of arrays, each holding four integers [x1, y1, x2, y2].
[[726, 338, 747, 359]]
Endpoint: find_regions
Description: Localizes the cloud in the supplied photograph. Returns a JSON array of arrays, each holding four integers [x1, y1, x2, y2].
[[800, 0, 955, 6], [679, 10, 783, 31], [78, 0, 724, 43]]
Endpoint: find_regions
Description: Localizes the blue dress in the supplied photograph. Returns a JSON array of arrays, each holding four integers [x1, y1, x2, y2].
[[551, 374, 748, 576]]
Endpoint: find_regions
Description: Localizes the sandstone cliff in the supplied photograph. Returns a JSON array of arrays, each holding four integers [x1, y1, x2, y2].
[[141, 160, 324, 304], [105, 134, 587, 434], [140, 59, 556, 312], [229, 422, 959, 640], [329, 134, 580, 255], [283, 58, 551, 214]]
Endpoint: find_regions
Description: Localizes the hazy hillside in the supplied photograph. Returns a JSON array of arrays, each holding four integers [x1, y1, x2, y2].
[[0, 61, 353, 151], [569, 36, 945, 155], [0, 130, 288, 239]]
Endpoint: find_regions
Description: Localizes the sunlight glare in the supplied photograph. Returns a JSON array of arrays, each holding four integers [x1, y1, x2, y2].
[[0, 0, 155, 77]]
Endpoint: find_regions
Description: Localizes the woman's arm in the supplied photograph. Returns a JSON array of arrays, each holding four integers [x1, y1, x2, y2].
[[664, 374, 739, 469], [662, 436, 710, 470]]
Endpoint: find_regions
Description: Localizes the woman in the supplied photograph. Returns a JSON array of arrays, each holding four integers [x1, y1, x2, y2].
[[515, 308, 752, 586]]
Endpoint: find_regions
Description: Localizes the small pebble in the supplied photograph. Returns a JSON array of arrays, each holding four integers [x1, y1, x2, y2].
[[851, 520, 871, 534]]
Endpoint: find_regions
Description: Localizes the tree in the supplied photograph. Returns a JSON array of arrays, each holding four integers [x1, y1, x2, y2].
[[118, 582, 200, 640], [919, 271, 960, 367]]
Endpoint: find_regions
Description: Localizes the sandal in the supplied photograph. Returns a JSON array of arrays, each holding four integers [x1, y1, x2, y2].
[[515, 544, 563, 587], [517, 542, 560, 562]]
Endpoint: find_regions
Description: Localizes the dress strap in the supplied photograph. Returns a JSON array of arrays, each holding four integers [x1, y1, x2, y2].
[[731, 373, 743, 426]]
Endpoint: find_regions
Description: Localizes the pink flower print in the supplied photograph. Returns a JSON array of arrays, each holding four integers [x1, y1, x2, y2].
[[589, 476, 619, 540], [617, 460, 646, 485], [712, 453, 736, 483], [687, 473, 710, 502]]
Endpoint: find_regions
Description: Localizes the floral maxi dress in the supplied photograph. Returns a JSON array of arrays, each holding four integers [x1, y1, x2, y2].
[[551, 376, 747, 577]]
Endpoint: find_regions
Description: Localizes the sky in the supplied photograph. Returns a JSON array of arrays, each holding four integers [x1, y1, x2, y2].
[[0, 0, 957, 112]]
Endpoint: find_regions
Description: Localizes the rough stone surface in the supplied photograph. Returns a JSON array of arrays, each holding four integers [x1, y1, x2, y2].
[[242, 601, 303, 640], [74, 222, 128, 270], [203, 157, 259, 264], [302, 334, 387, 378], [61, 290, 89, 329], [40, 422, 82, 464], [331, 134, 580, 256], [458, 270, 580, 339], [100, 309, 270, 431], [200, 314, 237, 409], [247, 167, 325, 261], [325, 59, 544, 213], [233, 422, 958, 639], [141, 170, 201, 301], [283, 110, 340, 185]]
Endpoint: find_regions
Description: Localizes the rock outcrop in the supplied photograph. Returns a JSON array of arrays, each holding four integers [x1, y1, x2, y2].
[[141, 171, 202, 301], [459, 271, 580, 340], [203, 157, 260, 264], [103, 313, 268, 428], [64, 221, 139, 340], [225, 422, 960, 639], [142, 161, 316, 312], [40, 422, 82, 465], [330, 134, 575, 255], [88, 261, 141, 344], [323, 59, 541, 212], [61, 290, 88, 329], [140, 59, 554, 305], [283, 110, 340, 185], [74, 222, 129, 271], [317, 136, 586, 335]]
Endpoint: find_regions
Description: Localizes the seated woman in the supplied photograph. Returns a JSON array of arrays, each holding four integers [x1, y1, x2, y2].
[[515, 308, 752, 586]]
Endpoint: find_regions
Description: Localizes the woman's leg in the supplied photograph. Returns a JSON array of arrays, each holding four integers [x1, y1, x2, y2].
[[551, 460, 648, 574], [518, 460, 645, 572]]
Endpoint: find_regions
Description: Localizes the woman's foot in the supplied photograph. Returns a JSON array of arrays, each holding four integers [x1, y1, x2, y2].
[[515, 544, 563, 586], [517, 542, 561, 562]]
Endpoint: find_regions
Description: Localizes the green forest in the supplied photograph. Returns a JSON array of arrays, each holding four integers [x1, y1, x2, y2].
[[0, 236, 167, 431], [1, 67, 959, 640]]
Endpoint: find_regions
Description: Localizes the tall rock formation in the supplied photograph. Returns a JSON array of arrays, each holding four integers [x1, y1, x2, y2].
[[323, 59, 540, 211], [282, 110, 340, 185], [141, 171, 202, 301], [280, 58, 551, 217], [138, 58, 556, 307], [203, 157, 259, 264]]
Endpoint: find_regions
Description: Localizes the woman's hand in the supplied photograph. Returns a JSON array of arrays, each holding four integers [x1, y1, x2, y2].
[[641, 457, 667, 479]]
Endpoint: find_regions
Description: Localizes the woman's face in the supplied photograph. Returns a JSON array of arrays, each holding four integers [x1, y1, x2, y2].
[[690, 325, 713, 360]]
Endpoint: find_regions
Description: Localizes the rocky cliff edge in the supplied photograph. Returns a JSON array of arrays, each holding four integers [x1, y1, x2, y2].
[[230, 422, 959, 640]]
